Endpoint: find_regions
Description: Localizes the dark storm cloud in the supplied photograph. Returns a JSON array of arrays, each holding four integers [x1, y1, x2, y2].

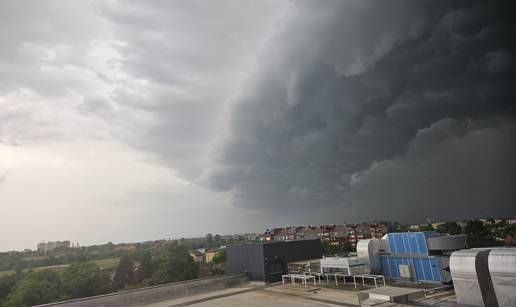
[[101, 0, 287, 179], [347, 121, 516, 222], [202, 0, 516, 222]]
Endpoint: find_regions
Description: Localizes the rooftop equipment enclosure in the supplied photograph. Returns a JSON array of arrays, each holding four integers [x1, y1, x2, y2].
[[451, 248, 516, 307], [227, 239, 323, 283], [376, 232, 466, 284]]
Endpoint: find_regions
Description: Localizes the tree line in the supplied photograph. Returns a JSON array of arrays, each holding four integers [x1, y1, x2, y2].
[[0, 246, 199, 307], [389, 220, 516, 248], [0, 242, 125, 273]]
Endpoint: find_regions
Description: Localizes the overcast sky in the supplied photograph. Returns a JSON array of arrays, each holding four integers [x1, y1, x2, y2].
[[1, 1, 515, 251]]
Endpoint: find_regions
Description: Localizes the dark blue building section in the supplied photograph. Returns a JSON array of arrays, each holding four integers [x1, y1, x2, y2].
[[380, 232, 446, 284]]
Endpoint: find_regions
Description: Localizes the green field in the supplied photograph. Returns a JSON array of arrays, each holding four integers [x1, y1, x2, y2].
[[92, 257, 120, 269], [21, 255, 49, 261], [26, 257, 121, 272], [0, 270, 14, 277], [28, 264, 69, 272], [0, 257, 121, 277]]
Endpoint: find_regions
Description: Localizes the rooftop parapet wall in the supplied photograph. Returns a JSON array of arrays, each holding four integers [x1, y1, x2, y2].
[[35, 273, 249, 307]]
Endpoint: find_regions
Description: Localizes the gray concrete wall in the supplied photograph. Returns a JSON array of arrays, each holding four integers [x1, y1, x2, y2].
[[35, 273, 248, 307]]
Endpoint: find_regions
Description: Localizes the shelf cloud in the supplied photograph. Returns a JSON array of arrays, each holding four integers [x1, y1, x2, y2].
[[201, 1, 516, 221], [0, 0, 514, 250]]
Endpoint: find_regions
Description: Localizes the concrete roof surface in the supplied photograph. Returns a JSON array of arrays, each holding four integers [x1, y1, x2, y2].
[[140, 284, 361, 307]]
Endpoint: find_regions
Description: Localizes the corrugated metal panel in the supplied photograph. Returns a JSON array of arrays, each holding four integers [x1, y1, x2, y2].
[[450, 250, 485, 307], [381, 257, 391, 278], [451, 248, 516, 306], [387, 232, 429, 255], [357, 239, 382, 274], [380, 256, 442, 283], [388, 257, 399, 278], [488, 248, 516, 307]]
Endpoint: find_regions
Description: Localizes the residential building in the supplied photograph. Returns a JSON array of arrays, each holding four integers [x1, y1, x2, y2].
[[37, 240, 71, 254], [431, 222, 444, 229], [295, 226, 319, 240], [245, 233, 257, 241], [409, 224, 421, 231], [258, 223, 388, 250], [205, 249, 218, 263], [189, 250, 204, 263], [261, 228, 284, 241], [273, 227, 296, 241], [369, 223, 387, 239]]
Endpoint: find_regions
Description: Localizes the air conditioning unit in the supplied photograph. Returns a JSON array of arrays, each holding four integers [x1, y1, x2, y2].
[[399, 264, 412, 278]]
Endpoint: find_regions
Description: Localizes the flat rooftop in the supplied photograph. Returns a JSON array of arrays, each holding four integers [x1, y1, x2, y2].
[[36, 274, 456, 307], [141, 284, 361, 307], [141, 284, 457, 307]]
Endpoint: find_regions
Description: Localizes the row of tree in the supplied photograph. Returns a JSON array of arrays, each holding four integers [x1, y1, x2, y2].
[[416, 220, 516, 248], [437, 220, 516, 248], [0, 242, 127, 272], [0, 246, 199, 307]]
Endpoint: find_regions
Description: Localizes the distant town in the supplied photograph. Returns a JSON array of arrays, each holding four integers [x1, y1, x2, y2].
[[1, 216, 515, 306], [3, 216, 516, 263]]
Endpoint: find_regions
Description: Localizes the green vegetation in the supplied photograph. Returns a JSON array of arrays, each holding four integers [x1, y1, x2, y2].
[[0, 243, 125, 273], [0, 263, 112, 306], [0, 274, 17, 306], [0, 258, 120, 280], [112, 255, 135, 290], [0, 245, 201, 306], [463, 220, 498, 248], [0, 233, 241, 306], [2, 270, 67, 307], [29, 264, 69, 273], [61, 262, 111, 298], [436, 222, 462, 235], [383, 221, 409, 233], [143, 247, 198, 286], [0, 272, 13, 278], [91, 258, 120, 270], [211, 249, 226, 264], [2, 219, 510, 306], [435, 219, 516, 248], [135, 252, 153, 283], [322, 240, 352, 256], [20, 256, 48, 262]]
